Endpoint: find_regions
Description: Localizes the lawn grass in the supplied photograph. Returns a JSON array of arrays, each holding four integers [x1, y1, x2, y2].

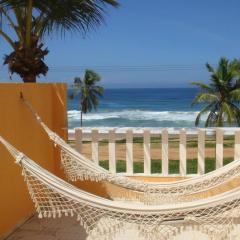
[[99, 157, 233, 174]]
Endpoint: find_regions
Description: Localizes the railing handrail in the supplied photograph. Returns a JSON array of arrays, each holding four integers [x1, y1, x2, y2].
[[68, 127, 240, 140]]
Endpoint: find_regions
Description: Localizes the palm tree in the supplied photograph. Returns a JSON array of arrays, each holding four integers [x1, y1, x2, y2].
[[70, 70, 104, 126], [191, 58, 240, 127], [0, 0, 119, 82]]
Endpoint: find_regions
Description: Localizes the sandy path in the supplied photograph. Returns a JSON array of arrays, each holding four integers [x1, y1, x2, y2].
[[79, 143, 234, 161]]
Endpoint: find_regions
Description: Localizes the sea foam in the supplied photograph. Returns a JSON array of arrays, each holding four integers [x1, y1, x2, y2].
[[68, 109, 202, 122]]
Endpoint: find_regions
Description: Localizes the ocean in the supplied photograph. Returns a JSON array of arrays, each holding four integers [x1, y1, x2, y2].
[[68, 88, 204, 130]]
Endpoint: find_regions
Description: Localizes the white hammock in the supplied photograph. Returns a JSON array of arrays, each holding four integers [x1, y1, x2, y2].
[[1, 135, 240, 240], [21, 97, 240, 203]]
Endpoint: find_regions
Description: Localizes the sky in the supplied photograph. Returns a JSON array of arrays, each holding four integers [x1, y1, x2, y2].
[[1, 0, 240, 88]]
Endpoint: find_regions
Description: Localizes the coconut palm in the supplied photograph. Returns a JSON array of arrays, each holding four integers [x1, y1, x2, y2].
[[0, 0, 119, 82], [70, 70, 104, 126], [191, 58, 240, 127]]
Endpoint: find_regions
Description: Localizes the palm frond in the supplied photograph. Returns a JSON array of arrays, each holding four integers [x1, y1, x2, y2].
[[206, 62, 215, 73], [92, 86, 104, 97], [221, 103, 234, 125], [84, 69, 101, 84], [230, 89, 240, 101], [205, 111, 218, 127], [228, 103, 240, 126], [191, 92, 218, 106], [194, 103, 215, 126], [191, 82, 215, 93], [192, 57, 240, 127], [34, 0, 119, 37], [216, 107, 224, 127]]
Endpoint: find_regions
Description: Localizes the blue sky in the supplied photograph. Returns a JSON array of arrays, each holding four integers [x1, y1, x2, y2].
[[1, 0, 240, 88]]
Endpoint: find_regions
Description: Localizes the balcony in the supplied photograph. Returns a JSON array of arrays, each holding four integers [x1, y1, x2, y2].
[[4, 127, 240, 240], [68, 127, 240, 177]]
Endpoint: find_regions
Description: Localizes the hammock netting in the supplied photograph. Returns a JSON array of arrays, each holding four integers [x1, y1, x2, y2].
[[22, 97, 240, 204], [1, 136, 240, 240], [60, 147, 240, 204]]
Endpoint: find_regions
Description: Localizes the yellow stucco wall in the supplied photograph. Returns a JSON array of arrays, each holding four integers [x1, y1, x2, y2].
[[0, 83, 67, 239]]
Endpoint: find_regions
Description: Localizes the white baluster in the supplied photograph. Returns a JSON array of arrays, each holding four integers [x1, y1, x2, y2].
[[91, 129, 99, 164], [216, 128, 224, 168], [234, 130, 240, 161], [162, 129, 168, 176], [126, 129, 133, 174], [198, 129, 205, 174], [144, 129, 151, 174], [109, 129, 116, 173], [179, 128, 187, 176]]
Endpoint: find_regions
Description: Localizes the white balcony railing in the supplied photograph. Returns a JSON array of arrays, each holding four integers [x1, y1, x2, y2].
[[68, 128, 240, 177]]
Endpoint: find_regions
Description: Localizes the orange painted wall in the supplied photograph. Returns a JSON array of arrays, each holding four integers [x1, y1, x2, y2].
[[0, 83, 67, 239]]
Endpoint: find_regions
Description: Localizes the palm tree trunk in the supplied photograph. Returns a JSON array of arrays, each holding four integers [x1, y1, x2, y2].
[[80, 111, 83, 127], [26, 0, 33, 48], [23, 74, 36, 83]]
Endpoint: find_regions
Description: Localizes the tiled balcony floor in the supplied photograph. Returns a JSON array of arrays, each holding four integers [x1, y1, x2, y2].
[[6, 215, 87, 240], [5, 214, 240, 240]]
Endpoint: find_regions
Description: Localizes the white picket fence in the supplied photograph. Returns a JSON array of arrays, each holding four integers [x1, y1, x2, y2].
[[68, 128, 240, 177]]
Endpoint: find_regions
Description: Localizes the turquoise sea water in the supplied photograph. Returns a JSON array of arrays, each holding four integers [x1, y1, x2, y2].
[[67, 88, 204, 129]]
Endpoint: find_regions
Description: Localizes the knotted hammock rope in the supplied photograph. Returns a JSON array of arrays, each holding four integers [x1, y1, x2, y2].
[[1, 135, 240, 240], [21, 96, 240, 204]]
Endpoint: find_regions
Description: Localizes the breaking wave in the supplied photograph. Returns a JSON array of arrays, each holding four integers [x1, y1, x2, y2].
[[68, 110, 201, 121]]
